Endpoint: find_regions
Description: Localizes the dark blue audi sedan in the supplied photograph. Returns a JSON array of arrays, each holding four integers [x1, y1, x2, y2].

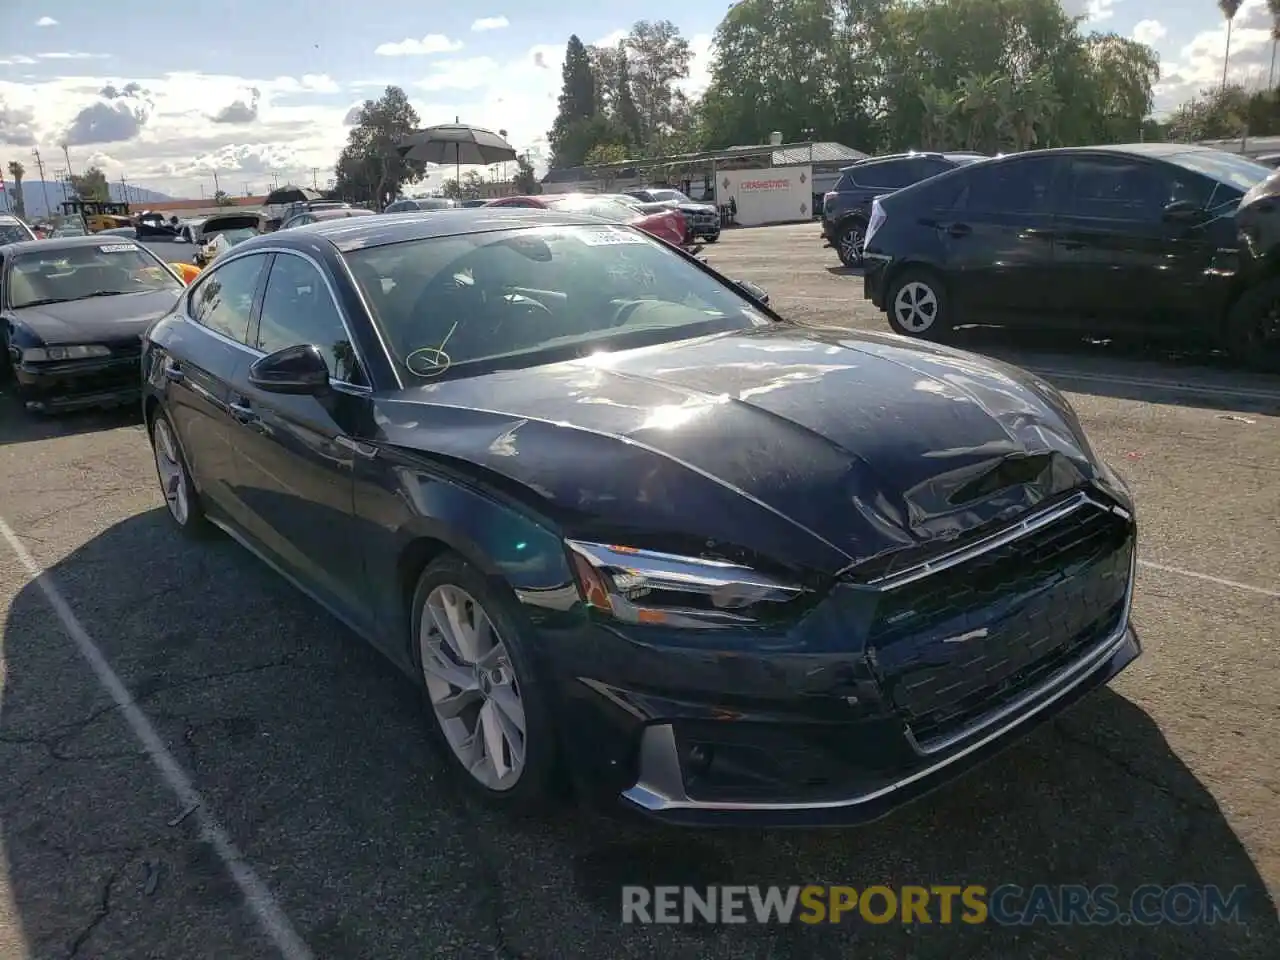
[[140, 209, 1140, 826]]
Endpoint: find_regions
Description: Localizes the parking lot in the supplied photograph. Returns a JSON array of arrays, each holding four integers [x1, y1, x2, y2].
[[1, 221, 1277, 959]]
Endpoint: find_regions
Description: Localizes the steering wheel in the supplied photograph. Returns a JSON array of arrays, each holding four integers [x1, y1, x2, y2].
[[609, 298, 651, 328]]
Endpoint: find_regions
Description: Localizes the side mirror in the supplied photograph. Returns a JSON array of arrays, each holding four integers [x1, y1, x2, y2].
[[1163, 200, 1204, 223], [247, 344, 330, 395], [736, 278, 770, 305]]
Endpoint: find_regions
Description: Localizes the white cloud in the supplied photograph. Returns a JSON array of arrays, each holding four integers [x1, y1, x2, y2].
[[375, 35, 464, 57], [0, 55, 37, 66], [1132, 20, 1167, 47], [681, 33, 713, 98], [1153, 0, 1277, 112], [417, 58, 500, 93], [36, 16, 58, 27], [471, 16, 509, 32], [37, 52, 111, 60], [1059, 0, 1118, 21], [0, 70, 355, 196]]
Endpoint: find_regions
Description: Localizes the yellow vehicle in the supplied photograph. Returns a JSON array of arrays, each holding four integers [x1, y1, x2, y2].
[[59, 198, 132, 233]]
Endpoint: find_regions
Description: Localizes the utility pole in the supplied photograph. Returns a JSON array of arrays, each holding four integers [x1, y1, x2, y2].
[[200, 183, 205, 200], [312, 167, 319, 190], [61, 143, 74, 180], [213, 170, 221, 197], [119, 174, 128, 204], [31, 147, 52, 219], [244, 182, 250, 197]]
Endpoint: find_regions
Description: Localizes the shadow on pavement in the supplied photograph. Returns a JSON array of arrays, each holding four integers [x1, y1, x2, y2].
[[2, 510, 1276, 958], [0, 392, 142, 447]]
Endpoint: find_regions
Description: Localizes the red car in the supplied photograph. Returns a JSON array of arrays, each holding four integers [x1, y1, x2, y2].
[[486, 194, 687, 247]]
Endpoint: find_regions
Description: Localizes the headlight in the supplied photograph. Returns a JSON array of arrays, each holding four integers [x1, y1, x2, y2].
[[22, 344, 111, 362], [565, 541, 806, 629]]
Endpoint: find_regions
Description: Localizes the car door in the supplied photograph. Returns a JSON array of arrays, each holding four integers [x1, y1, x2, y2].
[[937, 154, 1061, 322], [163, 253, 270, 524], [1048, 153, 1219, 331], [226, 250, 375, 630]]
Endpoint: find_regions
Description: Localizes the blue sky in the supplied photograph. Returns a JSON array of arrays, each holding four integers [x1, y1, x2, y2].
[[0, 0, 1271, 198]]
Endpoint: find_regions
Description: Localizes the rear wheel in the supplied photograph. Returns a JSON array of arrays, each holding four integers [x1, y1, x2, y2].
[[703, 233, 720, 243], [836, 220, 866, 267], [149, 410, 212, 538], [1224, 279, 1280, 372], [886, 268, 952, 340]]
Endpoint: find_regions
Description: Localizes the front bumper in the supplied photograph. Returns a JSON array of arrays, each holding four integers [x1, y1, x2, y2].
[[13, 355, 141, 412], [863, 259, 889, 308], [550, 490, 1140, 827]]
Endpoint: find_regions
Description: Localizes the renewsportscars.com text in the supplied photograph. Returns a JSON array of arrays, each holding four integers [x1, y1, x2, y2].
[[621, 884, 1248, 926]]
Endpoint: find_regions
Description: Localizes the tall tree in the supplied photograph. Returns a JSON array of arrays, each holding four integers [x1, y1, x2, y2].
[[69, 165, 109, 202], [6, 160, 25, 219], [512, 154, 540, 194], [1220, 0, 1242, 92], [548, 35, 599, 166], [625, 20, 693, 149], [614, 50, 644, 148], [332, 86, 425, 208]]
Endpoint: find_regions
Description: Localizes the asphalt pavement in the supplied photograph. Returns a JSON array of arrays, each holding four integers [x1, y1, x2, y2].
[[0, 223, 1277, 959]]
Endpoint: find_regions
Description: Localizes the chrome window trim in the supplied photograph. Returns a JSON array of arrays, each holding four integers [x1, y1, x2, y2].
[[181, 246, 378, 393]]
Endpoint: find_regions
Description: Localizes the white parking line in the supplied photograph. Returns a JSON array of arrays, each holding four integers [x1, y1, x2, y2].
[[0, 517, 314, 960], [1138, 559, 1280, 600]]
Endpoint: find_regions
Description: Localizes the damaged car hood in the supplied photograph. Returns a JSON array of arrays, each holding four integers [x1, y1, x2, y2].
[[373, 326, 1103, 576]]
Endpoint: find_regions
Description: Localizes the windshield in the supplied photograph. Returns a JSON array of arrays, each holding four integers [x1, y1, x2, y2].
[[7, 242, 182, 308], [545, 197, 639, 223], [1168, 150, 1273, 193], [0, 222, 33, 244], [343, 224, 773, 379], [649, 189, 691, 204]]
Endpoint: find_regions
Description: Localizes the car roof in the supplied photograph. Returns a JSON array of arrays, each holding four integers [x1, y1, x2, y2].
[[237, 208, 615, 254], [0, 235, 127, 255]]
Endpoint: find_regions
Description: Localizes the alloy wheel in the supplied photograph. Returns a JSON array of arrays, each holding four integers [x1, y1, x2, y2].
[[839, 225, 865, 264], [893, 281, 939, 334], [419, 584, 527, 791], [152, 417, 190, 526]]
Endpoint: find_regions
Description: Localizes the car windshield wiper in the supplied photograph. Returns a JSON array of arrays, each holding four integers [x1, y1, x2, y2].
[[79, 290, 139, 298], [14, 297, 75, 307]]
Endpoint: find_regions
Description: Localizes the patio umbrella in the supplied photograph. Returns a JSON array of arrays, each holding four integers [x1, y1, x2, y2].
[[397, 123, 517, 187]]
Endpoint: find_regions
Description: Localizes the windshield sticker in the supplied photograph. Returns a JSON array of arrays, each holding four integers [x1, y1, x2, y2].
[[577, 227, 647, 246], [99, 243, 138, 253]]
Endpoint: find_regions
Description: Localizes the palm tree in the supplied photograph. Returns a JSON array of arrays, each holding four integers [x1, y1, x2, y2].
[[6, 159, 25, 219], [1269, 0, 1280, 88], [1220, 0, 1243, 91]]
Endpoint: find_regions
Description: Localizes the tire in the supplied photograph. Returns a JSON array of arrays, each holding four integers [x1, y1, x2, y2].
[[886, 267, 953, 340], [410, 552, 561, 810], [1223, 279, 1280, 372], [703, 233, 720, 244], [149, 409, 212, 538], [836, 219, 867, 267]]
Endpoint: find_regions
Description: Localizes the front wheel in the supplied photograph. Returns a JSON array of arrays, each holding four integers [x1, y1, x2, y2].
[[886, 268, 952, 340], [703, 233, 720, 244], [410, 553, 561, 810], [836, 220, 866, 267], [1224, 280, 1280, 372]]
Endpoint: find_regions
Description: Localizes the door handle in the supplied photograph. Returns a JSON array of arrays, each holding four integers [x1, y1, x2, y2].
[[945, 222, 972, 238], [163, 360, 184, 383], [229, 399, 258, 424]]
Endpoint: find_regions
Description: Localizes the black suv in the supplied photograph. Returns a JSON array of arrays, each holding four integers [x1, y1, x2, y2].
[[861, 143, 1280, 370], [823, 152, 985, 266]]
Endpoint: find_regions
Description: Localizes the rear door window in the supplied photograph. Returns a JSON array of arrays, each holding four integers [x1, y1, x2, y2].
[[188, 254, 267, 344], [849, 160, 917, 190], [955, 157, 1057, 215]]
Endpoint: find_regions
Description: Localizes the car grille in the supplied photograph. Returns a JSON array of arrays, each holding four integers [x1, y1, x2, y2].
[[864, 498, 1133, 749]]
